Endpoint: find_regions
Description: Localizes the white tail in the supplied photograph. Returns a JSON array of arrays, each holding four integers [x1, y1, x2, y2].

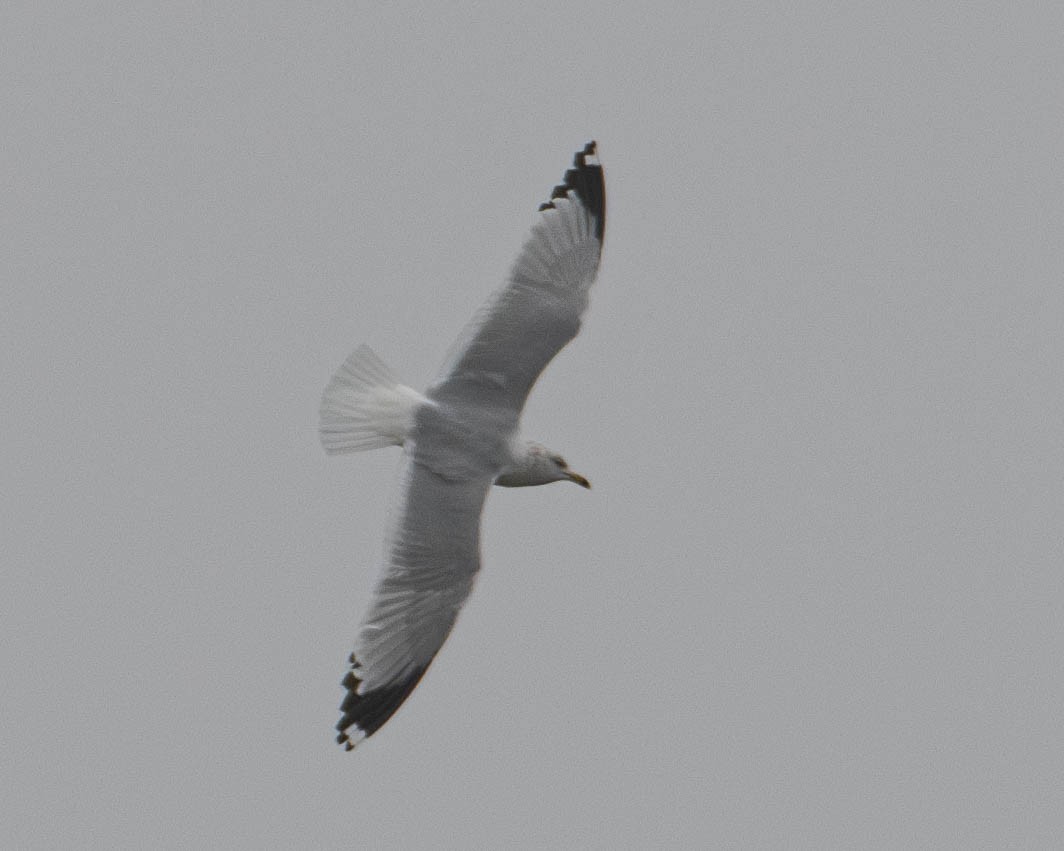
[[319, 345, 426, 454]]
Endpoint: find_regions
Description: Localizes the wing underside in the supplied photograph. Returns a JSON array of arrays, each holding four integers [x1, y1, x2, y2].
[[430, 142, 606, 413], [336, 456, 491, 749]]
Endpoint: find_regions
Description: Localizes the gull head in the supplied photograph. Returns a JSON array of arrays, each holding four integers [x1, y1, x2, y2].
[[494, 440, 591, 489]]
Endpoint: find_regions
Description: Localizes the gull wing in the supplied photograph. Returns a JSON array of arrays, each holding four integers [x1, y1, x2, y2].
[[336, 456, 492, 750], [430, 141, 606, 416]]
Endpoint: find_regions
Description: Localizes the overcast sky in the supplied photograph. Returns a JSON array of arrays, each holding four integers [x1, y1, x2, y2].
[[3, 2, 1063, 848]]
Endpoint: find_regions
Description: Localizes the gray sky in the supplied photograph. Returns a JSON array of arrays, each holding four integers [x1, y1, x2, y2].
[[3, 2, 1062, 848]]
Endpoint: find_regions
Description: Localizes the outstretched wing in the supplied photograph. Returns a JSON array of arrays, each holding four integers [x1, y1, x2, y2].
[[430, 141, 606, 417], [336, 456, 493, 750]]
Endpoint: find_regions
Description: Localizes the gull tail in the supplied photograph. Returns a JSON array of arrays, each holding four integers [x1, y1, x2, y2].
[[319, 344, 426, 454]]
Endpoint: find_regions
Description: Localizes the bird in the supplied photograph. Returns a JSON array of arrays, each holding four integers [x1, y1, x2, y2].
[[319, 142, 605, 750]]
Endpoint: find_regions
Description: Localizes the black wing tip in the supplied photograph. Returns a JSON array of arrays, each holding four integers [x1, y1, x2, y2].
[[537, 141, 605, 243], [335, 655, 429, 751]]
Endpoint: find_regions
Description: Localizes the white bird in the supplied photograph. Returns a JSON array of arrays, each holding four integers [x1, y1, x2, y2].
[[320, 142, 605, 750]]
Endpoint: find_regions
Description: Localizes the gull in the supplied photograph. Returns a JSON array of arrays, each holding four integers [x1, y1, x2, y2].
[[320, 142, 605, 750]]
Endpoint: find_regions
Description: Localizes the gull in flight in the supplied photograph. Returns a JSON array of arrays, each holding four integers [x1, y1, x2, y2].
[[320, 142, 605, 750]]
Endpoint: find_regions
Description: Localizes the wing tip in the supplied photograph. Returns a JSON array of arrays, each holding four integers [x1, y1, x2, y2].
[[335, 654, 430, 751], [537, 141, 605, 243]]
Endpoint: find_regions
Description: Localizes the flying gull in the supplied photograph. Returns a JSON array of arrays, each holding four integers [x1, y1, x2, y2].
[[320, 142, 606, 749]]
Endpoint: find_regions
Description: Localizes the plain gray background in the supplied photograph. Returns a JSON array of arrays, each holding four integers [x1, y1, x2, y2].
[[3, 2, 1062, 848]]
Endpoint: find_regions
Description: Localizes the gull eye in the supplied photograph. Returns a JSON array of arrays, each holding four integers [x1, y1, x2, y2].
[[553, 455, 567, 468]]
